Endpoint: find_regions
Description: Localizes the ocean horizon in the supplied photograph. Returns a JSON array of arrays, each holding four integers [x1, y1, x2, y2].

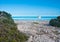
[[12, 16, 57, 21]]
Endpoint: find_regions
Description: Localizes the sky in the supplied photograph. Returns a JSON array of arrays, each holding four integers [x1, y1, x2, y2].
[[0, 0, 60, 16]]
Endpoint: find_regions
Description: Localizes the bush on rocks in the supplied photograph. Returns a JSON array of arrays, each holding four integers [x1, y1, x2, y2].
[[0, 11, 28, 42], [57, 16, 60, 22], [49, 16, 60, 27]]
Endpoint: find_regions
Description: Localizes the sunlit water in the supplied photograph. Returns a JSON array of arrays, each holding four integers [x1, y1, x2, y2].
[[12, 16, 57, 21]]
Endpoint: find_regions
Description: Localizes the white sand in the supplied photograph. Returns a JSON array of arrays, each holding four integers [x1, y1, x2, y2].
[[14, 20, 60, 42]]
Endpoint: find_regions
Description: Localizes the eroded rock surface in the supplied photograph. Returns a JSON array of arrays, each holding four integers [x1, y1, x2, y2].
[[15, 21, 60, 42]]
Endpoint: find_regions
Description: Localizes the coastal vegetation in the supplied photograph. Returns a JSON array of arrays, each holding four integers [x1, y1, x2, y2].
[[33, 22, 39, 24], [49, 16, 60, 27], [0, 11, 28, 42]]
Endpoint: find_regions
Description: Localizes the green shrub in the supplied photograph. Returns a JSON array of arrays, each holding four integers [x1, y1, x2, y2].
[[49, 19, 57, 26], [33, 22, 39, 24], [57, 16, 60, 19], [0, 11, 28, 42], [49, 16, 60, 27], [57, 16, 60, 22]]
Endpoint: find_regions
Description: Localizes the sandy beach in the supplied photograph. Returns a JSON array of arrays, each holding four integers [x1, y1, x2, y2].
[[14, 20, 60, 42]]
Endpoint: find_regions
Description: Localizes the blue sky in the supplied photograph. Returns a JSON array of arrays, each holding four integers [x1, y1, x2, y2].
[[0, 0, 60, 16]]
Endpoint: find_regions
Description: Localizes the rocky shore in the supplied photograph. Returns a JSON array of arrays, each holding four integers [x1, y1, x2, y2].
[[15, 20, 60, 42]]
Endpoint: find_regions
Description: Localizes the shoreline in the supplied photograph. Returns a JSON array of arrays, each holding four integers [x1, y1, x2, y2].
[[14, 20, 49, 23]]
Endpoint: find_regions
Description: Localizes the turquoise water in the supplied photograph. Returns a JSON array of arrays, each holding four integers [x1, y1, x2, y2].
[[12, 16, 57, 21]]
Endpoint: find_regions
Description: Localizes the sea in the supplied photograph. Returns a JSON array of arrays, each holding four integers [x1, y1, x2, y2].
[[12, 16, 57, 21]]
